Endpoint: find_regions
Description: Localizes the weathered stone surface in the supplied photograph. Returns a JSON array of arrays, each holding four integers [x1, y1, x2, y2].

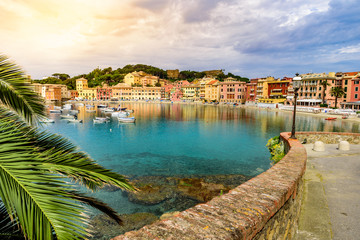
[[89, 212, 158, 240]]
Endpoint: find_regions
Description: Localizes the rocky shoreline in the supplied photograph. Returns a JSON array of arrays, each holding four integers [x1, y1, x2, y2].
[[88, 174, 251, 239]]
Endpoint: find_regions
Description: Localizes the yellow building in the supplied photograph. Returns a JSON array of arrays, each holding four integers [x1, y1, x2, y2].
[[141, 76, 159, 86], [131, 87, 161, 100], [182, 84, 200, 101], [205, 80, 219, 102], [81, 88, 97, 100], [76, 78, 88, 91], [198, 77, 215, 100], [256, 76, 275, 100], [112, 83, 132, 100], [76, 78, 97, 100], [124, 71, 148, 86]]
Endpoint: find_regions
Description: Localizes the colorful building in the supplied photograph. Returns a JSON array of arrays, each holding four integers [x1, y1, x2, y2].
[[182, 84, 200, 101], [298, 72, 335, 106], [124, 71, 147, 86], [205, 80, 219, 102], [245, 79, 258, 103], [97, 84, 112, 100], [112, 83, 132, 100], [131, 87, 161, 100], [218, 79, 247, 103], [258, 78, 290, 104]]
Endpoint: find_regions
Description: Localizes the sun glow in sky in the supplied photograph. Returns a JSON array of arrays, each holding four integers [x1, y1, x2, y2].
[[1, 0, 360, 79]]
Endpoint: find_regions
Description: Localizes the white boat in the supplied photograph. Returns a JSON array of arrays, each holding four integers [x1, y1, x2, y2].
[[104, 108, 115, 113], [86, 105, 95, 108], [97, 104, 107, 108], [39, 118, 55, 123], [60, 114, 75, 119], [125, 109, 134, 113], [67, 119, 83, 123], [95, 117, 110, 121], [54, 106, 62, 110], [86, 109, 96, 113], [50, 109, 62, 113], [111, 111, 129, 117], [70, 110, 79, 114], [63, 104, 72, 110], [93, 119, 107, 124], [118, 116, 136, 123], [75, 103, 84, 107]]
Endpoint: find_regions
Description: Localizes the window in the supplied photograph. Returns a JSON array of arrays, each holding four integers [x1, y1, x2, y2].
[[344, 87, 347, 92], [356, 87, 359, 92], [355, 94, 358, 99], [345, 80, 348, 85]]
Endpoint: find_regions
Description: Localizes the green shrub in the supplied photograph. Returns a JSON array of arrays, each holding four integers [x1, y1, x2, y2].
[[356, 111, 360, 114], [319, 104, 328, 107], [266, 136, 285, 164]]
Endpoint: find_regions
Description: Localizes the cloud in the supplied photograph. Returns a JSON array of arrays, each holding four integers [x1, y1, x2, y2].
[[0, 0, 359, 79]]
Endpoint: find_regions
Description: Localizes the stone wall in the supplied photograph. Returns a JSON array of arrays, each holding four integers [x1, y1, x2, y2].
[[113, 132, 307, 240], [296, 132, 360, 144]]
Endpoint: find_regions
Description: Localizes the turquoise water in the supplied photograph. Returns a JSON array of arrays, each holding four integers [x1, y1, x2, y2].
[[43, 103, 360, 215]]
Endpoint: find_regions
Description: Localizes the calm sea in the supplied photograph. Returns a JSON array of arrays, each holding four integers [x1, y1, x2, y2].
[[42, 102, 359, 216]]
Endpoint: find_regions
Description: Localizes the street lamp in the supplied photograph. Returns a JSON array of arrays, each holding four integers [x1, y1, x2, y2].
[[290, 73, 302, 139]]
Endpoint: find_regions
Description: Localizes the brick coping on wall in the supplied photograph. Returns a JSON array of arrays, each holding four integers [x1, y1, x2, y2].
[[113, 132, 307, 240]]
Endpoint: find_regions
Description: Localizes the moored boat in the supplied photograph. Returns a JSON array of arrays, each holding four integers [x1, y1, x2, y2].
[[325, 117, 337, 120], [111, 111, 129, 117], [97, 104, 107, 108], [50, 109, 62, 113], [60, 114, 75, 119], [39, 118, 55, 123], [118, 116, 136, 123], [67, 119, 83, 123]]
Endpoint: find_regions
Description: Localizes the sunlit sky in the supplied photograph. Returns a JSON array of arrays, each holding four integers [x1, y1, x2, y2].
[[1, 0, 360, 79]]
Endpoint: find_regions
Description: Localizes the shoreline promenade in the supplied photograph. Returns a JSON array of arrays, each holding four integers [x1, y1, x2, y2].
[[297, 143, 360, 239]]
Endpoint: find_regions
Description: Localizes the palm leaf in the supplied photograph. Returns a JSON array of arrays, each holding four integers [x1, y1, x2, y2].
[[0, 107, 134, 239], [0, 54, 45, 124]]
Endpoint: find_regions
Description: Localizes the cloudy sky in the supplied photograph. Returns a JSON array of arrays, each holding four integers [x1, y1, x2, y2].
[[1, 0, 359, 79]]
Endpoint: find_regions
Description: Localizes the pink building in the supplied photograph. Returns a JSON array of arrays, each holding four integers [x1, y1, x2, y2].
[[170, 88, 183, 102], [97, 84, 112, 100], [218, 80, 247, 104]]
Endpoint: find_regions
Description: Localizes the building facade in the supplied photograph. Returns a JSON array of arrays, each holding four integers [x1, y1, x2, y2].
[[218, 79, 247, 103]]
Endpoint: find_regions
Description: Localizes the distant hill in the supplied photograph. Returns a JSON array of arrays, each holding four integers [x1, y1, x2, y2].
[[33, 64, 249, 89]]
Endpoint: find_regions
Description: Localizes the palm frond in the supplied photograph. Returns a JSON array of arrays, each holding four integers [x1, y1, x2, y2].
[[0, 201, 24, 240], [0, 54, 45, 124], [0, 107, 134, 239]]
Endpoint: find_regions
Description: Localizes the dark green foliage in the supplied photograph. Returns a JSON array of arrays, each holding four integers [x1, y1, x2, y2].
[[319, 104, 328, 107], [34, 64, 248, 88]]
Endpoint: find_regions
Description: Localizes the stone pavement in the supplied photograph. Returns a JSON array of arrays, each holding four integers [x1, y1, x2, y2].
[[296, 144, 360, 240]]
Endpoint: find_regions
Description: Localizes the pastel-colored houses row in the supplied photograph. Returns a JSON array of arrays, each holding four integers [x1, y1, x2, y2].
[[31, 83, 75, 102], [31, 70, 360, 110]]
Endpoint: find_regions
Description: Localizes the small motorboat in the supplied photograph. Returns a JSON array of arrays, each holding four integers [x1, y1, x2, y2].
[[342, 114, 349, 119], [104, 108, 115, 113], [70, 110, 79, 114], [93, 117, 110, 124], [111, 111, 129, 117], [97, 104, 107, 108], [49, 109, 62, 113], [125, 109, 134, 113], [39, 118, 55, 123], [325, 117, 337, 120], [86, 109, 96, 113], [67, 119, 83, 123], [60, 114, 75, 119], [118, 116, 136, 123]]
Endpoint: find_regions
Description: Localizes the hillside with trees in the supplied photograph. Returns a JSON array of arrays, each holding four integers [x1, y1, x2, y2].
[[33, 64, 249, 89]]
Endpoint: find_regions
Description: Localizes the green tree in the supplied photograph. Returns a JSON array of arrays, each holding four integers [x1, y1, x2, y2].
[[330, 86, 345, 108], [0, 55, 134, 240], [320, 80, 330, 104]]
